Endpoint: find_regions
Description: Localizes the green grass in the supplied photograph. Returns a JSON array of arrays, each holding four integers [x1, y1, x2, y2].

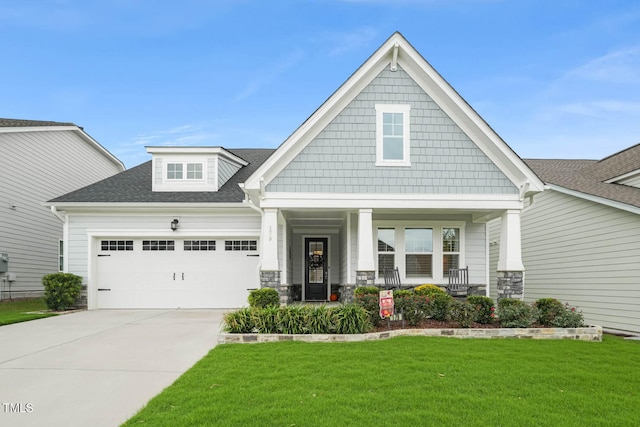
[[123, 335, 640, 427], [0, 298, 57, 326]]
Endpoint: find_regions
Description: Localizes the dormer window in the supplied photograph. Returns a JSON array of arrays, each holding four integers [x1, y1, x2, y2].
[[167, 163, 203, 180]]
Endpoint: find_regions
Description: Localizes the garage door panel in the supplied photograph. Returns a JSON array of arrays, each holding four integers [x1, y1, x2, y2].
[[95, 238, 259, 309]]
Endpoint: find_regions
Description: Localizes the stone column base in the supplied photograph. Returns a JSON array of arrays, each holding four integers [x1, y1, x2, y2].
[[356, 271, 376, 287], [339, 284, 356, 304], [497, 271, 524, 301], [260, 270, 290, 305]]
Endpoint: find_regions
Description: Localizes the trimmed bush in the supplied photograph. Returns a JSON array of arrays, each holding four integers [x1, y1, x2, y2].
[[467, 295, 495, 324], [550, 303, 585, 328], [354, 286, 380, 296], [427, 293, 453, 321], [354, 293, 382, 326], [393, 293, 430, 326], [248, 287, 280, 308], [450, 300, 477, 328], [534, 298, 565, 327], [497, 300, 538, 328], [42, 272, 82, 311], [414, 284, 447, 298]]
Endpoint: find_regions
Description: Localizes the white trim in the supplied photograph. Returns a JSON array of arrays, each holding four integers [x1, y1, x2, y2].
[[146, 146, 248, 167], [87, 229, 260, 238], [375, 104, 411, 167], [605, 169, 640, 184], [546, 184, 640, 216]]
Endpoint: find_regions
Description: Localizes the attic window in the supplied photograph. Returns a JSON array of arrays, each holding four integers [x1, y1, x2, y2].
[[166, 162, 203, 180], [375, 104, 411, 167]]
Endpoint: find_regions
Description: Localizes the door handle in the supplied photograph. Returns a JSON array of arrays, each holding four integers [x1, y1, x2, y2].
[[173, 273, 176, 281], [182, 273, 184, 280]]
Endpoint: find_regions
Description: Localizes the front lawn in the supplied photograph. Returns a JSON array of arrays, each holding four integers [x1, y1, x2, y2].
[[0, 298, 57, 326], [123, 335, 639, 426]]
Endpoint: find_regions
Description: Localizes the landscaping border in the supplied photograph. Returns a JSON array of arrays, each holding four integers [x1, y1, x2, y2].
[[218, 325, 602, 344]]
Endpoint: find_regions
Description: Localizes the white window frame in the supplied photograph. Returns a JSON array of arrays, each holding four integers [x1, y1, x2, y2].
[[166, 161, 204, 181], [404, 227, 433, 279], [376, 228, 396, 276], [373, 221, 465, 285], [375, 104, 411, 167]]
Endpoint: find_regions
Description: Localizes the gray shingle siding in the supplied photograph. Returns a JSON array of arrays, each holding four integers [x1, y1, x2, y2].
[[267, 66, 517, 195]]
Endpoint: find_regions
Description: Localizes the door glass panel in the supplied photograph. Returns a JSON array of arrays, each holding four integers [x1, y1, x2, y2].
[[308, 241, 324, 284]]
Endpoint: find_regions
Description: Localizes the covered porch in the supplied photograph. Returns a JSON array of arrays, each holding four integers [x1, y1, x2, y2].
[[258, 206, 525, 304]]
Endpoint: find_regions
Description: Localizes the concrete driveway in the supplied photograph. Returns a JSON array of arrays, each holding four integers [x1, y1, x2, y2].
[[0, 309, 225, 427]]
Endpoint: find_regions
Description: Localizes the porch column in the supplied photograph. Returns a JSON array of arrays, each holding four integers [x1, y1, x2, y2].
[[356, 209, 376, 287], [496, 209, 525, 301], [260, 209, 283, 301]]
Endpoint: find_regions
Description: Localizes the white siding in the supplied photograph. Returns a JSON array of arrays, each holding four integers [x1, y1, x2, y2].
[[465, 222, 487, 285], [66, 211, 261, 283], [0, 129, 123, 296], [617, 173, 640, 188], [493, 190, 640, 334]]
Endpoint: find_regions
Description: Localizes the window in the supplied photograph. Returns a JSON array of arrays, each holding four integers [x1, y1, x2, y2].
[[405, 228, 433, 278], [377, 228, 395, 275], [225, 240, 257, 251], [375, 104, 410, 166], [101, 240, 134, 251], [443, 228, 460, 276], [167, 162, 203, 180], [184, 240, 216, 251], [142, 240, 175, 251], [58, 240, 64, 271]]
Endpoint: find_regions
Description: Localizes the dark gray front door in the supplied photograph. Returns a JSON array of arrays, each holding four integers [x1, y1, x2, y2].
[[305, 238, 328, 301]]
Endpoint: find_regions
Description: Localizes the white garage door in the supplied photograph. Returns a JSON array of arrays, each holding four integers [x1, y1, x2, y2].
[[95, 238, 260, 309]]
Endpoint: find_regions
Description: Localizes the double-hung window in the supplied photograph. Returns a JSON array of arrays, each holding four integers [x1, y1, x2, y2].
[[377, 228, 396, 276], [405, 228, 433, 278], [442, 228, 460, 276], [375, 104, 411, 166]]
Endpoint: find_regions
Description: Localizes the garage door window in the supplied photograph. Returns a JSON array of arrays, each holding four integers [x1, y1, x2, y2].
[[142, 240, 175, 251], [184, 240, 216, 251], [225, 240, 257, 251], [101, 240, 133, 251]]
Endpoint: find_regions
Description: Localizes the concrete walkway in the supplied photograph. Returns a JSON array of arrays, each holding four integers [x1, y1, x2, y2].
[[0, 309, 224, 427]]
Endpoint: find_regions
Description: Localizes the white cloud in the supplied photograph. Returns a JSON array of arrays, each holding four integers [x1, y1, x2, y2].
[[234, 49, 305, 102], [565, 46, 640, 84], [319, 27, 379, 56]]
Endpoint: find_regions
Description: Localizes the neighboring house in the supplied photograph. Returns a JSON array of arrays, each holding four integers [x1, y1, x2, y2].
[[48, 32, 544, 310], [0, 118, 125, 299], [490, 144, 640, 334]]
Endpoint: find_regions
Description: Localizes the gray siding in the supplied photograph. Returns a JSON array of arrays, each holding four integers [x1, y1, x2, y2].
[[0, 129, 122, 296], [268, 65, 517, 195], [492, 190, 640, 334], [218, 158, 241, 188]]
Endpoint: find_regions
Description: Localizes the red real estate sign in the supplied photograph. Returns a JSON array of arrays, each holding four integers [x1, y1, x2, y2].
[[379, 290, 394, 318]]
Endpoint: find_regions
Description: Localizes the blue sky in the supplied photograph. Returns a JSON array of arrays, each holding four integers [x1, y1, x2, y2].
[[1, 0, 639, 168]]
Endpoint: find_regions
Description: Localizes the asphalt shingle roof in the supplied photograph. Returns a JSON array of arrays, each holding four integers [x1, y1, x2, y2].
[[0, 118, 77, 127], [525, 143, 640, 209], [49, 148, 275, 204]]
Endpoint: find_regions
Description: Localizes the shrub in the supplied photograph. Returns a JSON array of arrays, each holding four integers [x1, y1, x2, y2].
[[354, 293, 382, 326], [307, 305, 336, 334], [450, 300, 477, 328], [333, 304, 372, 334], [550, 303, 585, 328], [354, 286, 380, 296], [393, 289, 413, 298], [497, 300, 538, 328], [223, 308, 255, 333], [467, 295, 495, 324], [248, 288, 280, 308], [427, 293, 453, 321], [534, 298, 565, 326], [414, 284, 447, 298], [42, 272, 82, 311], [277, 305, 309, 334], [394, 293, 430, 326], [252, 306, 280, 333]]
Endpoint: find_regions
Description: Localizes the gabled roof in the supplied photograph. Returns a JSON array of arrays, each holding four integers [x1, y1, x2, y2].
[[0, 118, 77, 127], [525, 144, 640, 212], [0, 117, 125, 170], [48, 149, 275, 205], [243, 32, 543, 195]]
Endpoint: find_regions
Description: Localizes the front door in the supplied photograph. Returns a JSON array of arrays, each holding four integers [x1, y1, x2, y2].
[[304, 237, 328, 301]]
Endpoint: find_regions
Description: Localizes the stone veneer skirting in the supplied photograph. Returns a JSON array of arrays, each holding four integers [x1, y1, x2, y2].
[[218, 325, 602, 344]]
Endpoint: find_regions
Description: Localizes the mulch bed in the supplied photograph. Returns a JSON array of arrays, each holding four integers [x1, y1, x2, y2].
[[373, 318, 544, 332]]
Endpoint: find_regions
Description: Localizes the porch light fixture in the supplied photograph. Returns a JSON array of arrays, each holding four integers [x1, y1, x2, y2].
[[170, 219, 179, 231]]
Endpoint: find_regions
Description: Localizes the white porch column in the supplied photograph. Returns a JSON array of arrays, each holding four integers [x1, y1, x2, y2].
[[261, 208, 279, 271], [496, 209, 525, 301], [497, 209, 524, 271], [357, 208, 375, 272]]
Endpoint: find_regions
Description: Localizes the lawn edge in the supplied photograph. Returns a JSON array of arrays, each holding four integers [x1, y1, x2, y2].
[[218, 325, 603, 344]]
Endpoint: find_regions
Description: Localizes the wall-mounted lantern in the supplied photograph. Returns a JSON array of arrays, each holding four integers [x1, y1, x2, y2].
[[170, 219, 179, 231]]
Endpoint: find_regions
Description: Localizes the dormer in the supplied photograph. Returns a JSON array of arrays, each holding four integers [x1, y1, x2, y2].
[[146, 146, 248, 192]]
